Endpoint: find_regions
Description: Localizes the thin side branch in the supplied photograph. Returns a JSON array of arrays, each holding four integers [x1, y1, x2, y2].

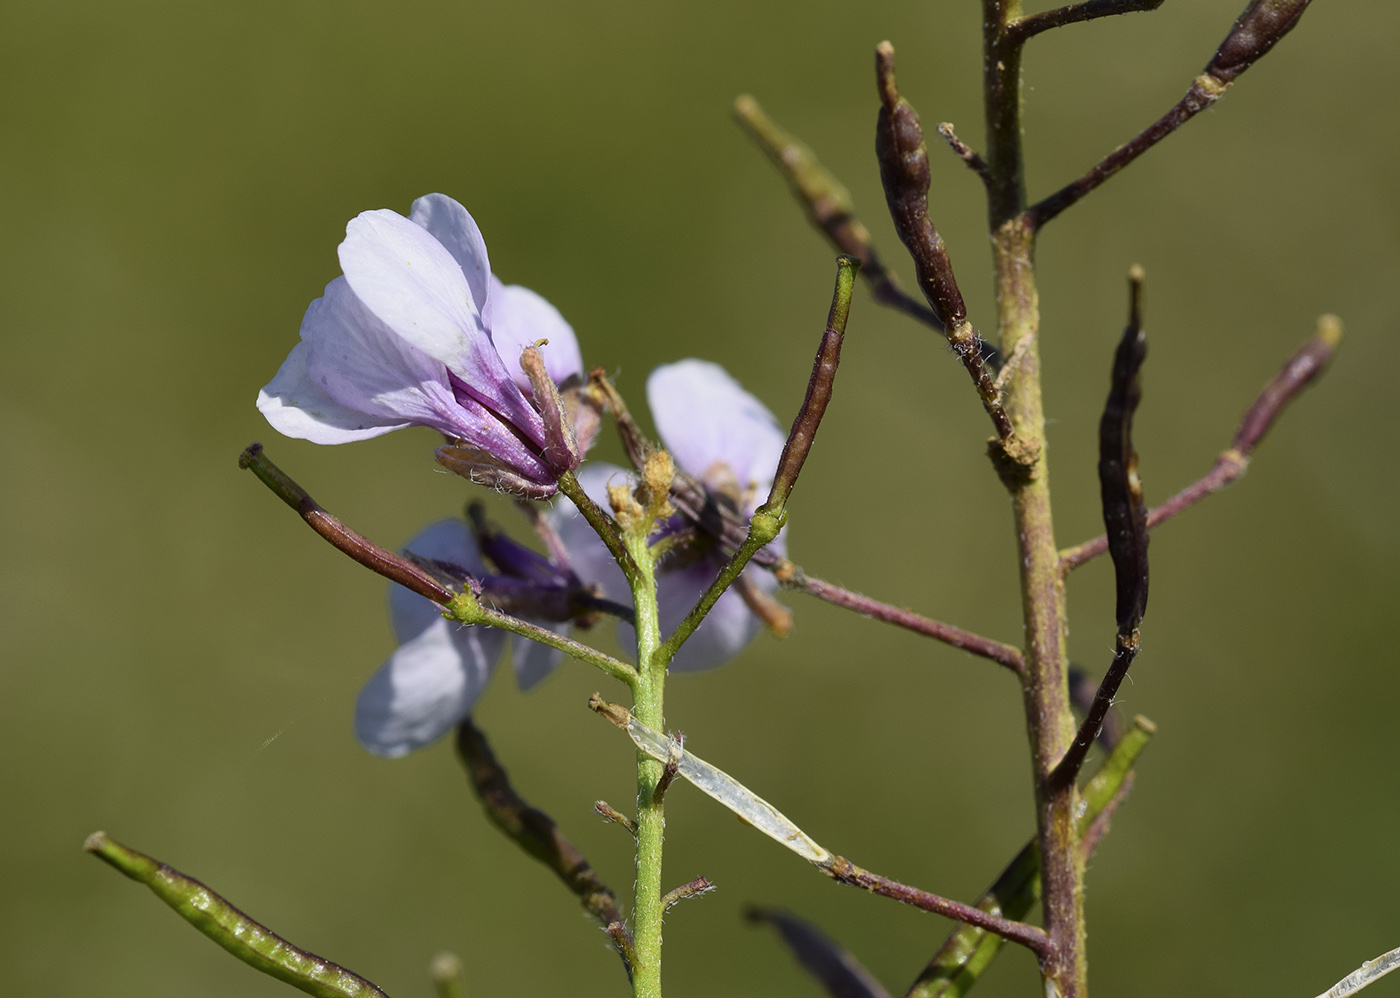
[[775, 562, 1024, 674], [733, 95, 943, 330], [450, 590, 639, 687], [936, 122, 992, 188], [1008, 0, 1163, 43], [823, 857, 1050, 957], [240, 443, 453, 604], [455, 719, 633, 972], [1028, 0, 1315, 228], [1059, 315, 1341, 573], [1050, 633, 1140, 790]]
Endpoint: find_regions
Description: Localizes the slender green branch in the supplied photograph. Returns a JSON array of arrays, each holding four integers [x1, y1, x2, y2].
[[657, 514, 781, 663], [85, 832, 390, 998], [559, 469, 641, 583], [447, 590, 638, 687]]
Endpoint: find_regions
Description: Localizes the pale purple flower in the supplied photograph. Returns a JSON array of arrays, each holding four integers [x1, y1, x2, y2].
[[258, 193, 583, 495], [355, 360, 787, 756], [354, 518, 568, 758], [553, 359, 788, 672]]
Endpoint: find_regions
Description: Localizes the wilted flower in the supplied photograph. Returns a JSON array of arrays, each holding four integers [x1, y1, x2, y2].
[[257, 193, 583, 497], [354, 518, 572, 758], [555, 359, 788, 672]]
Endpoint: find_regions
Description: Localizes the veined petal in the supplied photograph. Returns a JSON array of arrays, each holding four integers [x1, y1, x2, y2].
[[409, 193, 491, 318], [488, 277, 584, 393], [339, 209, 541, 435], [647, 360, 787, 504], [354, 616, 505, 758], [510, 626, 566, 691], [299, 276, 471, 437], [257, 341, 410, 444]]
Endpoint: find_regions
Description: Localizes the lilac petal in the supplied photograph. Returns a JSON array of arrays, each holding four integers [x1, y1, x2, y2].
[[488, 276, 584, 392], [510, 626, 566, 691], [354, 616, 505, 758], [409, 193, 491, 318], [647, 360, 787, 504], [338, 209, 542, 437], [296, 276, 474, 438], [257, 341, 410, 444]]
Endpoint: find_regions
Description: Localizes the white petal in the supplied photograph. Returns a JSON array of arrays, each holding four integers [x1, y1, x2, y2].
[[409, 193, 491, 317], [257, 341, 410, 444], [647, 360, 787, 501], [511, 625, 566, 691], [298, 276, 472, 437], [339, 210, 541, 440], [339, 208, 485, 365], [354, 616, 505, 758], [488, 277, 584, 392]]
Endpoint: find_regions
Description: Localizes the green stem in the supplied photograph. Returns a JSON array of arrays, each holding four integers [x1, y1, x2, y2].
[[445, 592, 638, 688], [627, 530, 667, 998]]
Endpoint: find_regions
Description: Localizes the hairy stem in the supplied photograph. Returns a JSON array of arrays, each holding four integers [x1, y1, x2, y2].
[[628, 531, 667, 998], [981, 2, 1085, 993]]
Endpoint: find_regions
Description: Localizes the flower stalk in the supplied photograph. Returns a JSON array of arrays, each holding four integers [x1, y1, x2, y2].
[[626, 521, 668, 998]]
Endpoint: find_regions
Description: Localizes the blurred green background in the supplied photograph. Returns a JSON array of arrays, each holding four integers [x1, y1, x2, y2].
[[2, 1, 1395, 996]]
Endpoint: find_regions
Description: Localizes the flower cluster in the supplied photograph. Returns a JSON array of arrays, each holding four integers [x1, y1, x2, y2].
[[351, 359, 786, 755], [258, 195, 790, 757]]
